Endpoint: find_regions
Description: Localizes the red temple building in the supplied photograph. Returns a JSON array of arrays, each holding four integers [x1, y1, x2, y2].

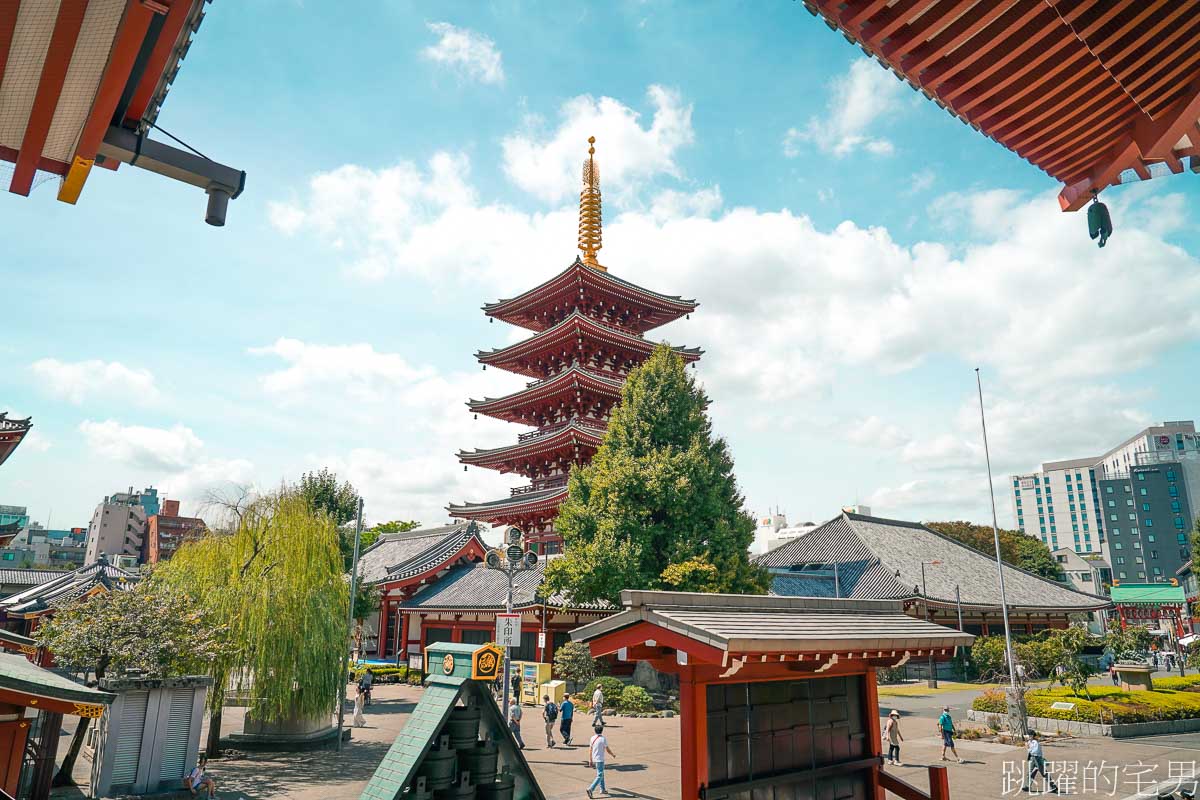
[[0, 414, 32, 469], [448, 139, 701, 552]]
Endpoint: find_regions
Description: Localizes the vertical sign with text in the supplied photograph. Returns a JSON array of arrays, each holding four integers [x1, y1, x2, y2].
[[496, 613, 521, 648]]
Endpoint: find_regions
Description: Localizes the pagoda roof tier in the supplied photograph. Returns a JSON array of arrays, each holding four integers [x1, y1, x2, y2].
[[458, 420, 606, 476], [484, 257, 698, 334], [468, 365, 625, 425], [447, 484, 568, 529], [0, 413, 33, 468], [477, 310, 702, 380]]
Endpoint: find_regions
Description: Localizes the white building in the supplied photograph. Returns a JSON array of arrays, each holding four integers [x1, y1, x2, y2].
[[84, 497, 147, 564]]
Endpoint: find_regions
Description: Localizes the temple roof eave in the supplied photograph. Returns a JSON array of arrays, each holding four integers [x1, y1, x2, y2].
[[457, 423, 604, 466], [466, 365, 624, 413]]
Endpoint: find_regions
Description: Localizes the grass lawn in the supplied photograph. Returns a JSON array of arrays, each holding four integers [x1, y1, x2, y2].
[[879, 681, 995, 697], [972, 675, 1200, 724]]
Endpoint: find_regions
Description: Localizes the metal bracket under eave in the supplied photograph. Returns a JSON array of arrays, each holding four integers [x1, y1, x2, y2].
[[96, 125, 246, 226]]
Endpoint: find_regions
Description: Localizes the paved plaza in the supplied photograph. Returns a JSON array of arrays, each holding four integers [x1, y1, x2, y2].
[[45, 681, 1200, 799]]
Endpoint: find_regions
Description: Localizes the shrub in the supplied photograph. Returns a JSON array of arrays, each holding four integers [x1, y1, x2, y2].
[[619, 685, 655, 714], [350, 665, 408, 683], [584, 676, 625, 706], [971, 682, 1200, 725], [553, 642, 600, 692]]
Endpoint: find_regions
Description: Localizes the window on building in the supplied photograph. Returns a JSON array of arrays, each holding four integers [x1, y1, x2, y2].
[[1049, 515, 1055, 524], [1069, 503, 1076, 511], [1175, 518, 1185, 530], [1138, 571, 1146, 579], [1014, 478, 1020, 487], [1177, 434, 1185, 451], [1115, 556, 1125, 565], [1108, 500, 1116, 507], [1016, 499, 1022, 507], [1051, 525, 1057, 533], [1138, 473, 1146, 481], [1072, 524, 1079, 532], [1135, 557, 1143, 564], [1083, 523, 1090, 532], [1106, 486, 1114, 494], [1171, 500, 1181, 513], [1119, 571, 1127, 579], [1167, 470, 1177, 481], [1179, 533, 1188, 544], [1148, 534, 1156, 542], [1170, 486, 1179, 497], [1133, 541, 1141, 549], [1040, 526, 1046, 534], [1150, 550, 1159, 559], [1125, 485, 1132, 493], [1145, 518, 1154, 527], [1126, 499, 1134, 507], [1139, 488, 1148, 496], [1129, 513, 1137, 521], [1110, 514, 1118, 522], [1114, 542, 1123, 550]]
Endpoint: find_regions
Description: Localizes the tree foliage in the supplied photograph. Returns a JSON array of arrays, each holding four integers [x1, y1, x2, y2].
[[925, 520, 1063, 580], [34, 580, 228, 679], [300, 468, 363, 570], [1104, 626, 1153, 660], [553, 642, 600, 692], [360, 520, 421, 551], [544, 345, 769, 604], [154, 489, 347, 723]]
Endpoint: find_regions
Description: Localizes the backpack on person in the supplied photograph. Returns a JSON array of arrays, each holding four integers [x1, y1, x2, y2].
[[545, 701, 558, 722]]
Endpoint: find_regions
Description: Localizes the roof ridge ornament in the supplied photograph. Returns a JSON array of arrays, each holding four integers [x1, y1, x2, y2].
[[578, 137, 605, 272]]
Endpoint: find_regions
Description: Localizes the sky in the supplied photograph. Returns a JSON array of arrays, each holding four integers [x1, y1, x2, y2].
[[4, 1, 1200, 550]]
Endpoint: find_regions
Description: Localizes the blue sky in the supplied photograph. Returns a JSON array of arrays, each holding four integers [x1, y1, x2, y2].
[[4, 1, 1200, 548]]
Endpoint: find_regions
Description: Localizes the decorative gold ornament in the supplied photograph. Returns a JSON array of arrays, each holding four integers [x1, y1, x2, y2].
[[442, 653, 455, 674], [578, 136, 605, 272], [73, 703, 105, 719], [18, 645, 36, 655]]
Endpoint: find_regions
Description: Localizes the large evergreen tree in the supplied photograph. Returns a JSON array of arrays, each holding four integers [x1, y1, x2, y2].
[[544, 344, 769, 605]]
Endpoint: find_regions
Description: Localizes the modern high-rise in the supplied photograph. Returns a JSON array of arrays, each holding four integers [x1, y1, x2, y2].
[[84, 492, 150, 564], [1011, 421, 1200, 583]]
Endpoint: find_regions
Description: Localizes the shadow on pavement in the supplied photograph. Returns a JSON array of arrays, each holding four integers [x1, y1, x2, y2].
[[207, 739, 393, 798]]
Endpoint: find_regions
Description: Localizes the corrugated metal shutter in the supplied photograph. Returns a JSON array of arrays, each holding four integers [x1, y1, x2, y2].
[[111, 691, 149, 786], [159, 688, 195, 780]]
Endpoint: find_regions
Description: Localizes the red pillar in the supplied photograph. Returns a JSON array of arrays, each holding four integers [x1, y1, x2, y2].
[[929, 765, 950, 800], [378, 598, 389, 657], [678, 666, 706, 799], [864, 669, 882, 800], [397, 611, 407, 666]]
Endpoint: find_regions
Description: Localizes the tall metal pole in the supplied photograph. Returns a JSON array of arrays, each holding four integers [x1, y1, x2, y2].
[[921, 562, 937, 688], [955, 584, 965, 681], [976, 369, 1020, 692], [502, 573, 514, 718], [335, 497, 365, 752]]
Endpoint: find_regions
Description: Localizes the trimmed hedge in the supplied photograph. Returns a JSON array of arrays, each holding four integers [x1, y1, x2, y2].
[[351, 665, 408, 683], [619, 685, 655, 714], [972, 677, 1200, 725], [583, 677, 626, 707]]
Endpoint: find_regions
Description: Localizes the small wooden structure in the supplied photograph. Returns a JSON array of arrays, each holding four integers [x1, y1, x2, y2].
[[0, 652, 113, 799], [361, 642, 545, 800], [572, 591, 975, 800]]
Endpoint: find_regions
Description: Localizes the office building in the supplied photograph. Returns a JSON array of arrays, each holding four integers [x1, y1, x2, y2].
[[84, 494, 148, 564], [144, 500, 207, 564], [1012, 421, 1200, 581]]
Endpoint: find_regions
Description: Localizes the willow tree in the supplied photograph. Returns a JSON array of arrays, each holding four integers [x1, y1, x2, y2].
[[156, 489, 347, 755], [544, 344, 769, 605]]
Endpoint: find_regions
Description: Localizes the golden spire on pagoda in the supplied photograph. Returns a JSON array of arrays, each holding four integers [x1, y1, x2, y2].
[[577, 136, 605, 272]]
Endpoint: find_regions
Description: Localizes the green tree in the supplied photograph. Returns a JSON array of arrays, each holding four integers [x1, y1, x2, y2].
[[156, 489, 347, 757], [299, 468, 361, 569], [544, 345, 769, 605], [553, 642, 600, 692], [360, 519, 421, 551], [35, 581, 228, 785], [925, 520, 1063, 580]]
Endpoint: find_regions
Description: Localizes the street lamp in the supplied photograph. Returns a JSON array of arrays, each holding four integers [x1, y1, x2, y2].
[[920, 560, 944, 688], [485, 527, 539, 718]]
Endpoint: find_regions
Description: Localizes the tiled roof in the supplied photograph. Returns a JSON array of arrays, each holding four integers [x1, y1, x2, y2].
[[357, 524, 478, 585], [0, 560, 138, 616], [0, 569, 71, 588], [447, 485, 568, 514], [755, 513, 1109, 612], [0, 652, 114, 707], [398, 560, 612, 612], [572, 591, 974, 654]]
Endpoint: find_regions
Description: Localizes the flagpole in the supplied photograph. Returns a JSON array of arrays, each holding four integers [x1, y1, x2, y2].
[[975, 369, 1022, 704]]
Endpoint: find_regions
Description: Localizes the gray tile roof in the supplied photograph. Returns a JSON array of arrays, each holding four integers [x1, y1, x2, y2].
[[0, 569, 71, 588], [398, 559, 612, 612], [572, 590, 974, 654], [0, 560, 138, 616], [446, 485, 567, 514], [755, 513, 1109, 612], [356, 523, 482, 585]]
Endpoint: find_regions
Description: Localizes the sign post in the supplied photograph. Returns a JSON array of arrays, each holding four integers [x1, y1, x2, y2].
[[496, 613, 521, 648]]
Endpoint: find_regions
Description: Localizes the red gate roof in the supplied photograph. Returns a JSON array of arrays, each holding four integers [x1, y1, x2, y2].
[[804, 0, 1200, 210]]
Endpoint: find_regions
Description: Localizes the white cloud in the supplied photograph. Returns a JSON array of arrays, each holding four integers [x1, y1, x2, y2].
[[788, 58, 906, 157], [249, 338, 436, 401], [30, 358, 158, 405], [847, 416, 910, 449], [421, 22, 504, 85], [78, 420, 204, 471], [909, 169, 935, 194], [502, 85, 694, 202]]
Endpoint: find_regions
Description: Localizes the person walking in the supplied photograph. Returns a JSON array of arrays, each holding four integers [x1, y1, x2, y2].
[[542, 694, 559, 748], [884, 710, 903, 766], [586, 724, 615, 798], [353, 684, 367, 728], [508, 697, 526, 749], [592, 684, 605, 726], [937, 706, 963, 764], [512, 671, 523, 705], [359, 668, 374, 707], [1110, 663, 1119, 685], [560, 693, 575, 745], [1023, 732, 1058, 793]]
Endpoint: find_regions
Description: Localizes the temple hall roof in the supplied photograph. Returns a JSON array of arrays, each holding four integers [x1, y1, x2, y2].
[[0, 559, 138, 618], [457, 420, 605, 472], [447, 484, 569, 523], [357, 523, 486, 586], [467, 365, 624, 421], [397, 559, 612, 612], [756, 512, 1109, 613], [0, 413, 33, 468]]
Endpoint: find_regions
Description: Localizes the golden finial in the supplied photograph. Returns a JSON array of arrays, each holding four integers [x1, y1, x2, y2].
[[578, 136, 605, 271]]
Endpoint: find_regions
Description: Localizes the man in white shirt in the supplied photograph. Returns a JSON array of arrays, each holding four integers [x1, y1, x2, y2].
[[586, 724, 615, 798], [592, 685, 604, 725], [1024, 732, 1056, 793], [507, 697, 526, 749]]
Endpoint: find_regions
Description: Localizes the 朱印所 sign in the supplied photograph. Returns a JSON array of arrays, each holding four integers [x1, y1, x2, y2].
[[496, 613, 521, 648]]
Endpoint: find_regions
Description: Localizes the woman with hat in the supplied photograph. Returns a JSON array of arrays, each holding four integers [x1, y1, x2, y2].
[[884, 710, 904, 766]]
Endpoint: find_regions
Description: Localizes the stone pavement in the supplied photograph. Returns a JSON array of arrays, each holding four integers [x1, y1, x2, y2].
[[49, 682, 1200, 799]]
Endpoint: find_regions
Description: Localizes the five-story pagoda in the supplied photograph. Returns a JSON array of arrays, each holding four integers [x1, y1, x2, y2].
[[448, 139, 701, 553]]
